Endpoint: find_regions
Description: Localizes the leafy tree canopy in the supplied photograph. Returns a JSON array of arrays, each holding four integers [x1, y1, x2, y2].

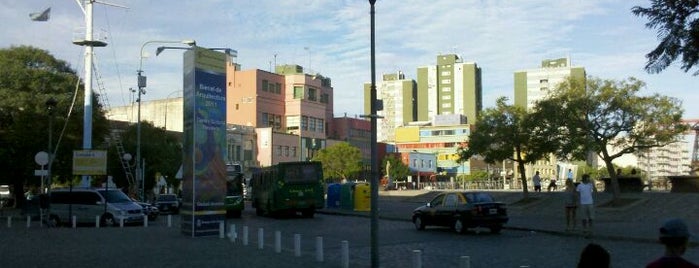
[[311, 142, 363, 182], [381, 154, 411, 182], [632, 1, 699, 75]]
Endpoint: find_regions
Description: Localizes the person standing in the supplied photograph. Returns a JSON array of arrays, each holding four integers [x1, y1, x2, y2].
[[576, 174, 595, 237], [547, 176, 557, 192], [564, 179, 577, 232], [567, 168, 574, 181], [646, 218, 699, 268], [532, 171, 542, 192]]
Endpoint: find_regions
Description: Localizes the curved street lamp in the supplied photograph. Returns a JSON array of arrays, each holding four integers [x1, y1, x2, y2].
[[135, 39, 195, 200]]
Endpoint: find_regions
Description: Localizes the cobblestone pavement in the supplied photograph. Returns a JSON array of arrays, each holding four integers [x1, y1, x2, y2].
[[0, 190, 697, 267]]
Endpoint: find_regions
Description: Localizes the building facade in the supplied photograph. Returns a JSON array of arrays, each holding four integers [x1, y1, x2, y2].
[[416, 54, 482, 124], [363, 71, 417, 142], [513, 57, 586, 111]]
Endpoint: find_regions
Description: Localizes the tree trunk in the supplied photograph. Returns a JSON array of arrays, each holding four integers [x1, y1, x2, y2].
[[603, 159, 621, 200], [516, 160, 529, 199]]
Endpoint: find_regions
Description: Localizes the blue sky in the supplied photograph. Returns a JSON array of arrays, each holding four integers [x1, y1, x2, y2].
[[2, 0, 698, 121]]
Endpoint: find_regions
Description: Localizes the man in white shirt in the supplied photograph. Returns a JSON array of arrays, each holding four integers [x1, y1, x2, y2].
[[532, 171, 542, 192], [576, 174, 595, 237]]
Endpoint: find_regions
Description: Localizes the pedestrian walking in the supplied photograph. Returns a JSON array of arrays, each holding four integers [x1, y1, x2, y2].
[[532, 171, 542, 192], [576, 174, 595, 237], [564, 179, 577, 232], [577, 243, 610, 268], [646, 218, 699, 268], [567, 168, 574, 181]]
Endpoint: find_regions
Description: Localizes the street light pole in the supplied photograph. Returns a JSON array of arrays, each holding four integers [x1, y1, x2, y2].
[[136, 39, 195, 200], [368, 1, 379, 267]]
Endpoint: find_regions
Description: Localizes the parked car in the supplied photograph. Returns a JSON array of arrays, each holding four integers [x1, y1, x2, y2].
[[48, 188, 145, 227], [154, 194, 179, 214], [132, 198, 159, 221], [412, 191, 508, 234], [0, 185, 11, 200]]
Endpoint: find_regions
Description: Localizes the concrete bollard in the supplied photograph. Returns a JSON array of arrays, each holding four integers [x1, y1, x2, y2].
[[258, 228, 264, 249], [460, 256, 471, 268], [167, 215, 172, 227], [274, 231, 281, 253], [144, 215, 148, 228], [26, 215, 31, 228], [119, 217, 124, 228], [341, 240, 349, 268], [315, 236, 324, 262], [242, 226, 249, 246], [228, 224, 237, 242], [294, 233, 301, 257], [95, 216, 100, 228], [72, 216, 77, 228], [412, 249, 422, 268], [7, 216, 11, 228], [219, 222, 224, 239]]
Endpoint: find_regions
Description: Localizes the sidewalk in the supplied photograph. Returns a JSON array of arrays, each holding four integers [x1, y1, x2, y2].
[[320, 189, 699, 245]]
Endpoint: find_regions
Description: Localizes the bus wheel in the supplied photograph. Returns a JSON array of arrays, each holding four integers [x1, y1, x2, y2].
[[301, 208, 315, 218]]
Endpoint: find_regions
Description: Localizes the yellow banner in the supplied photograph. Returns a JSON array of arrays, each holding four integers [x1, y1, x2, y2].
[[73, 150, 107, 175]]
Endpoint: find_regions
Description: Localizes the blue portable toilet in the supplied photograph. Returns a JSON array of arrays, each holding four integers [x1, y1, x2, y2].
[[326, 183, 341, 208]]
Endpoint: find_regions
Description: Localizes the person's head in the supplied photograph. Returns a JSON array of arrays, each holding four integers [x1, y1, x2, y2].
[[577, 243, 610, 268], [535, 171, 539, 175], [658, 218, 692, 253], [581, 174, 590, 184]]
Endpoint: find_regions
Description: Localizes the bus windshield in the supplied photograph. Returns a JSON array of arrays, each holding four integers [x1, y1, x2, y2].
[[227, 164, 243, 195]]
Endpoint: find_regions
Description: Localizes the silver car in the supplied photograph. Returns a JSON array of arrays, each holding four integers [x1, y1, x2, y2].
[[48, 188, 144, 227]]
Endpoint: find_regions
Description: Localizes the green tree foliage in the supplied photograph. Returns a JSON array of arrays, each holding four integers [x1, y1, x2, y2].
[[632, 1, 699, 75], [0, 46, 109, 206], [457, 97, 551, 199], [533, 76, 687, 198], [107, 121, 182, 198], [311, 142, 362, 182], [381, 154, 411, 182]]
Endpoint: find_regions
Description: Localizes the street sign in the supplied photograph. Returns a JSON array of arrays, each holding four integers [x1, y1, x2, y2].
[[34, 169, 48, 176]]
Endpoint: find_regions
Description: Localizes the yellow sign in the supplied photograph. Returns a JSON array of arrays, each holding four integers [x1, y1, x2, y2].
[[73, 150, 108, 175]]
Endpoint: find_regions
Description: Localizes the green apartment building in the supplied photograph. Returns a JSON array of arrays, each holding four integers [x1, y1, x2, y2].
[[416, 54, 482, 124]]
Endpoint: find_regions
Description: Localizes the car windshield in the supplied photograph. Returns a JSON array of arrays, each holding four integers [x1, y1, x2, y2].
[[465, 192, 494, 203], [98, 190, 132, 203], [158, 195, 177, 201]]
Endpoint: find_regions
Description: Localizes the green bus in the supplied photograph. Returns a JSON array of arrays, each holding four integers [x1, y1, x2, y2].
[[251, 161, 324, 218], [224, 163, 244, 218]]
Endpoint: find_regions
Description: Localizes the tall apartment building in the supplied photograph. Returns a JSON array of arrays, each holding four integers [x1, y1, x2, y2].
[[416, 54, 482, 124], [363, 71, 417, 142], [514, 57, 586, 111]]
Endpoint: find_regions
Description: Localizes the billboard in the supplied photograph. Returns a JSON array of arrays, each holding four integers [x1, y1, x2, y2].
[[181, 47, 228, 237], [72, 150, 107, 175]]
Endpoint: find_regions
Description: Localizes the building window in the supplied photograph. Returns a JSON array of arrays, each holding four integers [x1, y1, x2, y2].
[[284, 146, 289, 156], [442, 87, 451, 92], [441, 79, 451, 84], [275, 83, 282, 94], [292, 147, 297, 157], [442, 95, 452, 100], [309, 117, 316, 132], [317, 119, 324, 133], [412, 159, 417, 167], [301, 116, 308, 131], [320, 93, 329, 104], [293, 86, 304, 99], [440, 71, 451, 76], [277, 145, 282, 156], [308, 87, 317, 101], [260, 112, 269, 127], [262, 79, 269, 92]]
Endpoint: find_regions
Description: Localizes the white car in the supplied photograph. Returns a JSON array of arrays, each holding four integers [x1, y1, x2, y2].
[[48, 188, 145, 227]]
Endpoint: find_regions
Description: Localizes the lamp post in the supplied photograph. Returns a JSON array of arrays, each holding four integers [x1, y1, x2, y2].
[[45, 97, 57, 194], [136, 39, 195, 200], [368, 1, 379, 267]]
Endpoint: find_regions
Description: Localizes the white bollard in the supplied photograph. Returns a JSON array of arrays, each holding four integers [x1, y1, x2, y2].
[[242, 226, 249, 246], [95, 216, 100, 228], [144, 215, 148, 227], [228, 224, 237, 242], [460, 256, 471, 268], [258, 228, 264, 249], [219, 222, 224, 239], [341, 240, 349, 268], [274, 231, 282, 253], [412, 249, 422, 268], [315, 236, 324, 262], [294, 233, 301, 257], [26, 215, 31, 228], [72, 215, 76, 228], [119, 217, 124, 228], [167, 215, 172, 227], [7, 216, 11, 228]]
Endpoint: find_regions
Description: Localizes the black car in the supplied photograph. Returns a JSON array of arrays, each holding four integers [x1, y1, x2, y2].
[[412, 191, 508, 234], [133, 199, 159, 220], [154, 194, 180, 214]]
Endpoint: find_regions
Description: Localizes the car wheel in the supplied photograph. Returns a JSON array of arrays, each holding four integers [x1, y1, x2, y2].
[[413, 215, 425, 230], [101, 214, 116, 227], [490, 225, 502, 234], [454, 218, 466, 234], [301, 208, 315, 218]]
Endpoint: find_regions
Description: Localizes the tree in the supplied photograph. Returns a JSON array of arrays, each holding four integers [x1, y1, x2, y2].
[[632, 1, 699, 75], [107, 121, 182, 198], [311, 142, 363, 182], [533, 76, 688, 199], [381, 154, 411, 187], [0, 46, 109, 207], [457, 97, 552, 199]]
